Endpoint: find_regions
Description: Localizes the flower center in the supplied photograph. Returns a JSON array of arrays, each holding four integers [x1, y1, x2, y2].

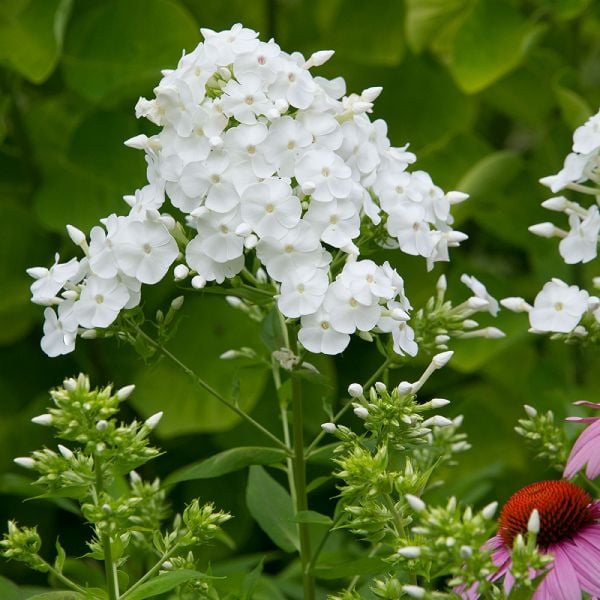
[[257, 55, 266, 65], [320, 320, 330, 330], [265, 203, 274, 213], [142, 243, 152, 254], [95, 294, 104, 305], [498, 480, 595, 549], [321, 167, 331, 177], [244, 95, 254, 105], [554, 302, 564, 311]]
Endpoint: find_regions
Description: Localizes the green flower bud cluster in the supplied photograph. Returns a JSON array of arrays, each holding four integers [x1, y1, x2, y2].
[[0, 522, 45, 572], [393, 496, 498, 594], [515, 405, 568, 471], [507, 528, 553, 595], [3, 375, 231, 599]]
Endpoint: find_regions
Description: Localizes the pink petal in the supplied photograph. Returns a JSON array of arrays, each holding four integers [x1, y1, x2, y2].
[[534, 545, 581, 600], [568, 536, 600, 595], [573, 401, 600, 410]]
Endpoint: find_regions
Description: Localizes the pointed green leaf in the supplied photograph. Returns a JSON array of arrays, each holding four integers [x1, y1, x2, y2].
[[165, 447, 287, 486], [291, 510, 332, 526], [246, 466, 299, 553], [0, 576, 20, 600], [449, 0, 535, 93], [123, 569, 204, 600]]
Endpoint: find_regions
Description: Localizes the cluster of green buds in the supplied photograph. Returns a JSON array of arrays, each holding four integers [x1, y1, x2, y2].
[[3, 375, 231, 598], [392, 496, 499, 595], [323, 352, 470, 547], [514, 404, 568, 471], [410, 275, 504, 356]]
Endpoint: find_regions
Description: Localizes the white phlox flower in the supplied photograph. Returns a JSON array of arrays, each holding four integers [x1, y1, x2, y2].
[[29, 24, 471, 357], [529, 279, 589, 333]]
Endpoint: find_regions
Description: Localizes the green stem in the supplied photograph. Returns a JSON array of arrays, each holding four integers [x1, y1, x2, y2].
[[94, 454, 119, 600], [40, 559, 87, 594], [291, 370, 315, 600], [134, 326, 290, 453], [566, 182, 600, 195], [306, 512, 343, 575], [305, 358, 391, 458], [121, 545, 179, 599]]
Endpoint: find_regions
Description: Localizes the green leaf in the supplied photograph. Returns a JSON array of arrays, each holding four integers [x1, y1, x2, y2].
[[240, 558, 264, 600], [0, 576, 20, 600], [62, 0, 199, 103], [123, 570, 204, 600], [0, 0, 72, 83], [246, 466, 299, 553], [27, 593, 86, 600], [291, 510, 332, 526], [165, 447, 287, 486], [554, 86, 592, 130], [449, 0, 534, 93], [404, 0, 468, 53], [313, 556, 385, 579], [130, 296, 269, 437], [34, 109, 145, 234], [260, 306, 286, 353], [54, 539, 66, 573], [456, 151, 523, 201]]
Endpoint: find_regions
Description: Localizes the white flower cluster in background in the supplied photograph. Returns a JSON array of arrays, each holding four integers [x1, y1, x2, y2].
[[28, 24, 469, 357], [502, 109, 600, 336]]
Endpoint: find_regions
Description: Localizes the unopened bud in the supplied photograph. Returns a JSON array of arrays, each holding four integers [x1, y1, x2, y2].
[[405, 494, 426, 513], [173, 264, 189, 280], [397, 381, 413, 395], [353, 406, 369, 419], [58, 444, 74, 459], [435, 334, 450, 344], [235, 222, 253, 237], [301, 181, 316, 195], [482, 327, 505, 339], [447, 191, 469, 204], [361, 86, 382, 102], [432, 351, 453, 368], [117, 384, 135, 400], [541, 196, 568, 211], [462, 319, 478, 329], [321, 422, 337, 434], [397, 546, 421, 558], [422, 415, 453, 428], [467, 297, 490, 310], [402, 585, 426, 599], [96, 420, 108, 431], [31, 414, 53, 426], [209, 136, 223, 148], [529, 222, 558, 238], [436, 274, 447, 293], [348, 383, 363, 398], [500, 297, 531, 313], [528, 508, 540, 534], [145, 412, 163, 429], [162, 561, 173, 571], [220, 350, 237, 360], [274, 99, 289, 113], [244, 234, 258, 249], [430, 398, 450, 408], [129, 470, 142, 484], [374, 381, 386, 393], [460, 545, 473, 559], [482, 501, 498, 520], [66, 224, 86, 247], [191, 275, 206, 289], [170, 296, 184, 311], [524, 404, 537, 418], [304, 49, 335, 69], [14, 457, 35, 469]]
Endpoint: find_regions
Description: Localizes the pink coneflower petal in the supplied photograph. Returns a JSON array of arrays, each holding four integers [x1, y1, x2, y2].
[[535, 545, 580, 600], [568, 536, 600, 595], [564, 420, 600, 479], [573, 401, 600, 410]]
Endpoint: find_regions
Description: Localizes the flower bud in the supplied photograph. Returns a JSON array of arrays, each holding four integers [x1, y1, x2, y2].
[[430, 398, 450, 408], [482, 501, 498, 520], [81, 329, 97, 339], [397, 381, 413, 395], [162, 561, 173, 571], [447, 191, 469, 204], [528, 222, 558, 238], [361, 86, 382, 102], [174, 264, 189, 280], [235, 222, 253, 237], [209, 136, 223, 148], [170, 296, 184, 311], [145, 412, 163, 429], [432, 351, 453, 369], [402, 585, 426, 599], [353, 406, 369, 419], [397, 546, 421, 558], [58, 444, 74, 459], [374, 381, 386, 393], [31, 414, 53, 426], [274, 99, 289, 113], [244, 234, 258, 249], [129, 470, 142, 484], [191, 275, 206, 289], [96, 419, 108, 431], [301, 181, 316, 195], [524, 404, 537, 418], [117, 384, 135, 400], [541, 196, 568, 211], [220, 350, 237, 360], [321, 422, 337, 434], [304, 50, 334, 68], [14, 457, 36, 469], [347, 383, 363, 398], [460, 545, 473, 559], [66, 224, 86, 247], [422, 415, 453, 428], [462, 319, 478, 329], [405, 494, 426, 513], [527, 508, 540, 535], [500, 297, 531, 313], [467, 297, 489, 310], [26, 266, 49, 279]]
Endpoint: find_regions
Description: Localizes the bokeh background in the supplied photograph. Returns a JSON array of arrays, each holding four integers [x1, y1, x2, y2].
[[1, 0, 600, 594]]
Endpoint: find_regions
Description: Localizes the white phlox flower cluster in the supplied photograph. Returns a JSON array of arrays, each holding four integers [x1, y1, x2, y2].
[[503, 109, 600, 335], [28, 24, 469, 357]]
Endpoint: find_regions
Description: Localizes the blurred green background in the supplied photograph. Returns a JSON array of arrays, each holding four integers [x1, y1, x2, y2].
[[1, 0, 600, 593]]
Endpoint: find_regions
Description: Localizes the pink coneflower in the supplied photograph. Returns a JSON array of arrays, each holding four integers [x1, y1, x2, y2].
[[564, 401, 600, 480], [462, 480, 600, 598]]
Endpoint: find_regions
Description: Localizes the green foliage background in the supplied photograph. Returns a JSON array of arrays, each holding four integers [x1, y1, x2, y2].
[[1, 0, 599, 595]]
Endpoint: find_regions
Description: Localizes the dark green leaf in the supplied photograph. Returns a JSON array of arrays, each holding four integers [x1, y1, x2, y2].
[[63, 0, 199, 103], [291, 510, 332, 526], [27, 593, 86, 600], [165, 447, 287, 486], [124, 569, 204, 600], [555, 86, 592, 130], [449, 0, 535, 93], [240, 558, 264, 600], [54, 539, 66, 574], [404, 0, 468, 52], [0, 0, 72, 83], [130, 297, 269, 437], [313, 556, 385, 579], [246, 466, 299, 553], [0, 576, 20, 600]]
